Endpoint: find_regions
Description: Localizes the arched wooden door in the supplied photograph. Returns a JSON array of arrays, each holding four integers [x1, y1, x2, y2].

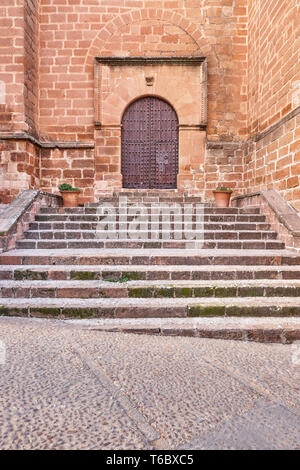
[[121, 96, 178, 189]]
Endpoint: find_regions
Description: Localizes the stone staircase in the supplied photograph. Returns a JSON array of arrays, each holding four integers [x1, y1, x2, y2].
[[0, 190, 300, 318]]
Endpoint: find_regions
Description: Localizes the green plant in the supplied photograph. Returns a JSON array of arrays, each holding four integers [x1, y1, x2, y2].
[[119, 275, 131, 283], [106, 275, 131, 283], [59, 183, 80, 192], [215, 187, 233, 192]]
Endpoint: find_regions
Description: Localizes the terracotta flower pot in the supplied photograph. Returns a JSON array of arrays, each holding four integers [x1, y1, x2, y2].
[[213, 190, 232, 208], [60, 190, 80, 207]]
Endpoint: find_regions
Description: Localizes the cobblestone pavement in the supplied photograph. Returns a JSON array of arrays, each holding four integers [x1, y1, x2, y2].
[[0, 316, 299, 450]]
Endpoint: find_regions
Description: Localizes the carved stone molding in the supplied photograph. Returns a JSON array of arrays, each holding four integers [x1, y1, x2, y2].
[[94, 56, 207, 128], [95, 56, 206, 66]]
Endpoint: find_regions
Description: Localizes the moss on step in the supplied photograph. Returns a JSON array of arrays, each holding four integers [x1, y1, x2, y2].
[[103, 275, 132, 283], [280, 306, 300, 316], [193, 287, 214, 297], [154, 288, 174, 298], [0, 306, 28, 316], [121, 271, 146, 281], [128, 288, 153, 298], [225, 306, 284, 316], [118, 275, 131, 283], [29, 307, 60, 317], [265, 286, 300, 297], [188, 305, 225, 317], [0, 306, 10, 316], [14, 269, 48, 281], [144, 242, 162, 248], [214, 287, 237, 297], [175, 287, 193, 298], [102, 272, 122, 282], [238, 287, 264, 297], [70, 271, 100, 281], [62, 308, 94, 318]]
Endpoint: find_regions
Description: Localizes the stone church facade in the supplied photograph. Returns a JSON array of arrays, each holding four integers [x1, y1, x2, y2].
[[0, 0, 299, 208]]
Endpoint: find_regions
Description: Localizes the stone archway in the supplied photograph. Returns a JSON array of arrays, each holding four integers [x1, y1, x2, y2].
[[94, 56, 207, 196]]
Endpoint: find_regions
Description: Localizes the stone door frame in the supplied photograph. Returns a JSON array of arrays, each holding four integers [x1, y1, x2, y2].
[[94, 56, 207, 195]]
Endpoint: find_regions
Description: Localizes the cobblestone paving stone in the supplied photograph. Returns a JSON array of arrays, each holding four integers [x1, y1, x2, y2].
[[0, 316, 299, 450]]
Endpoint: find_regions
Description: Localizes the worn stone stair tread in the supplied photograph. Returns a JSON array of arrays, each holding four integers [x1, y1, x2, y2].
[[34, 217, 268, 224], [17, 243, 286, 253], [66, 316, 300, 328], [23, 229, 278, 235], [1, 279, 300, 299], [35, 214, 267, 221], [2, 279, 300, 288], [21, 235, 279, 242], [36, 211, 265, 216], [1, 248, 298, 257], [1, 297, 300, 308], [39, 208, 256, 214], [30, 221, 271, 228], [1, 264, 300, 282], [17, 240, 285, 250], [1, 264, 300, 272]]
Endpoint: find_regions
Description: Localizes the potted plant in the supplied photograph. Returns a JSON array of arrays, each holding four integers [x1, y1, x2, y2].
[[213, 187, 233, 208], [59, 183, 80, 207]]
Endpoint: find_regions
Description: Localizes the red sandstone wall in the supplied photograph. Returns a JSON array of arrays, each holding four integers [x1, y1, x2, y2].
[[40, 147, 95, 204], [24, 0, 39, 136], [248, 0, 299, 134], [0, 139, 40, 203], [36, 0, 248, 200], [203, 142, 244, 200], [1, 0, 299, 207], [38, 0, 248, 142], [0, 0, 26, 133], [0, 0, 41, 203], [244, 0, 300, 210]]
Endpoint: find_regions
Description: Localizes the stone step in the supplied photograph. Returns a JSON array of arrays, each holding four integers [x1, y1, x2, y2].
[[0, 248, 298, 266], [0, 296, 299, 318], [95, 197, 205, 203], [22, 230, 278, 241], [69, 317, 300, 344], [28, 221, 272, 232], [40, 206, 245, 215], [111, 194, 188, 198], [40, 204, 259, 215], [113, 190, 190, 196], [93, 203, 260, 215], [1, 279, 300, 299], [113, 190, 189, 196], [16, 239, 285, 250], [1, 264, 300, 281], [34, 214, 267, 223]]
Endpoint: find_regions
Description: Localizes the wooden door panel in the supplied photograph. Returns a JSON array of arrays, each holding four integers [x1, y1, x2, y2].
[[122, 96, 178, 189]]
